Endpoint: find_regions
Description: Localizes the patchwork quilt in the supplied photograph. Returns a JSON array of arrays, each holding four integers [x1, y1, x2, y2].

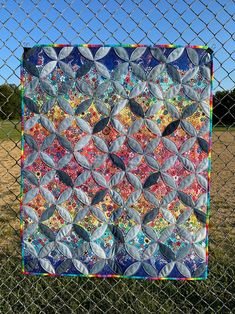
[[21, 44, 212, 279]]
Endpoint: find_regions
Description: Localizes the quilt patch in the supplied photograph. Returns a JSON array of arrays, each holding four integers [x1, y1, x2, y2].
[[21, 44, 212, 279]]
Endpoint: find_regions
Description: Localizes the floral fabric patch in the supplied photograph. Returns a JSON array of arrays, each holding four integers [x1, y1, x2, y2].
[[21, 45, 212, 279]]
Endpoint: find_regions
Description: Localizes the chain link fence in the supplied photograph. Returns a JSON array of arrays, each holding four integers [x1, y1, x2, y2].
[[0, 0, 234, 313]]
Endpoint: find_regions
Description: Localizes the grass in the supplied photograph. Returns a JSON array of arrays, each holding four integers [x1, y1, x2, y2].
[[0, 120, 21, 141], [213, 126, 235, 132], [0, 121, 234, 313], [0, 244, 234, 313]]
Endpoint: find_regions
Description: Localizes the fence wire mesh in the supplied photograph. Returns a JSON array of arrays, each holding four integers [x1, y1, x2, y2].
[[0, 0, 234, 313]]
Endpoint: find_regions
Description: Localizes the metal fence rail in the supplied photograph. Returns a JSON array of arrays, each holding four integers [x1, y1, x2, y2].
[[0, 0, 234, 313]]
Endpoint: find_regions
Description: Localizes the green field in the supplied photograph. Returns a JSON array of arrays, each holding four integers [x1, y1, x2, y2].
[[0, 120, 21, 141], [0, 119, 234, 141], [0, 121, 234, 313]]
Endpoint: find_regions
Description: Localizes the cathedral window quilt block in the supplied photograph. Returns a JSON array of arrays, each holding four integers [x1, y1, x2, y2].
[[21, 45, 213, 279]]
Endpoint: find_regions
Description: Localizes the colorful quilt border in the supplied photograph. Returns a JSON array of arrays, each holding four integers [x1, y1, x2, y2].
[[20, 44, 213, 280]]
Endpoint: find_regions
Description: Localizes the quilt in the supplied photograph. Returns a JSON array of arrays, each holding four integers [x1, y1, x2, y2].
[[21, 44, 213, 279]]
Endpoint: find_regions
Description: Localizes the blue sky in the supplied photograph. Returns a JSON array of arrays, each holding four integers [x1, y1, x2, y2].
[[0, 0, 234, 91]]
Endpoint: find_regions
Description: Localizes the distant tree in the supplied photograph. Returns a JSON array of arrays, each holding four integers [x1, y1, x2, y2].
[[213, 89, 235, 126], [0, 84, 21, 120]]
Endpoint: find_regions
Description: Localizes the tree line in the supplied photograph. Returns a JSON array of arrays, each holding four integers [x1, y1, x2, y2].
[[0, 83, 234, 126]]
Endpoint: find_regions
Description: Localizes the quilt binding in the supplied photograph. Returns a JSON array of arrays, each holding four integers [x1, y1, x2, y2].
[[20, 44, 213, 280]]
